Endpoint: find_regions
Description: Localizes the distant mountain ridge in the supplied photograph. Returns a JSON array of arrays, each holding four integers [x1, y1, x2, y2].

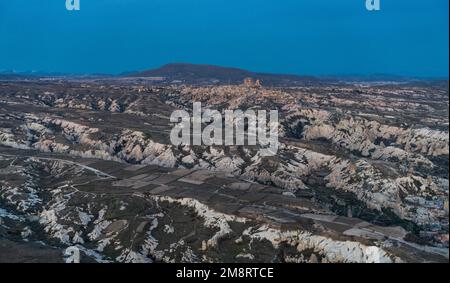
[[127, 63, 321, 86], [1, 64, 446, 85], [0, 70, 111, 80]]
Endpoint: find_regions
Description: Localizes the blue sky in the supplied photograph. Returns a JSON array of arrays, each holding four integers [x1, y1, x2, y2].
[[0, 0, 448, 77]]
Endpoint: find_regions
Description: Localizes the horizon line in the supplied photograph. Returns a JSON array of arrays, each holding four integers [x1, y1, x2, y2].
[[1, 62, 449, 81]]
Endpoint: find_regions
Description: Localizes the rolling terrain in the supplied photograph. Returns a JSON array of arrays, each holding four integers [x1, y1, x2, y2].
[[0, 68, 448, 263]]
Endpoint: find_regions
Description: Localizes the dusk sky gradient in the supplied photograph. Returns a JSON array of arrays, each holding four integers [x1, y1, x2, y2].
[[0, 0, 448, 77]]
